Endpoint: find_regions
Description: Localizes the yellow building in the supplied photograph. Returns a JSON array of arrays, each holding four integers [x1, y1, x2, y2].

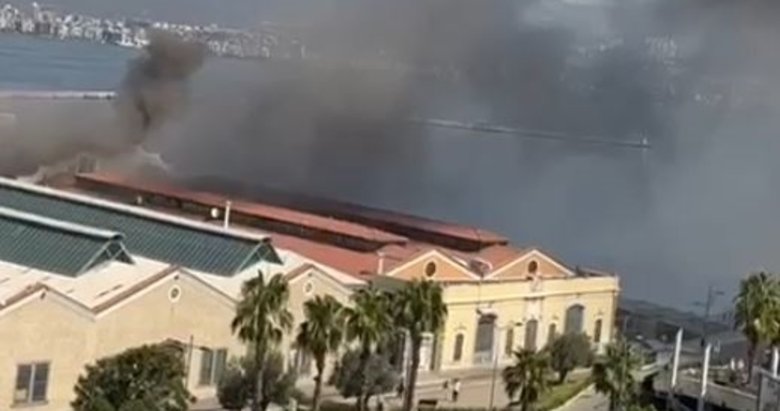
[[373, 248, 618, 372], [0, 176, 619, 410]]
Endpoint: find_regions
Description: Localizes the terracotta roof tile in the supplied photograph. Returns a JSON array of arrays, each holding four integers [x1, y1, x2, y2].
[[271, 232, 381, 277], [64, 173, 550, 283], [75, 173, 407, 246], [183, 178, 509, 248]]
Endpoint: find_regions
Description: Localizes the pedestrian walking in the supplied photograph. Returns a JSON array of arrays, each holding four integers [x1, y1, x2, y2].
[[452, 378, 461, 403], [442, 379, 450, 401], [397, 381, 405, 398]]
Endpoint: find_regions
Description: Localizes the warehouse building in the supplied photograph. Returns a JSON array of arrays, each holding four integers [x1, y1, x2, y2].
[[64, 174, 620, 369], [0, 174, 619, 410], [0, 178, 362, 410]]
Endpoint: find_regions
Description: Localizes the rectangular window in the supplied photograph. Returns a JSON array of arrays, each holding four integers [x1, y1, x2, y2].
[[453, 334, 464, 362], [547, 324, 557, 346], [594, 319, 603, 344], [213, 349, 228, 384], [504, 328, 515, 357], [524, 320, 539, 351], [199, 348, 228, 386], [199, 349, 214, 386], [14, 363, 49, 404]]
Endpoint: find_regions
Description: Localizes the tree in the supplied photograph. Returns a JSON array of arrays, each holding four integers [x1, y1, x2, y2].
[[394, 280, 448, 411], [231, 273, 294, 411], [344, 287, 393, 411], [331, 349, 400, 403], [71, 343, 192, 411], [217, 352, 296, 411], [502, 349, 550, 411], [256, 352, 297, 410], [592, 338, 641, 411], [295, 295, 346, 411], [549, 333, 593, 383], [734, 272, 780, 383], [217, 362, 249, 411]]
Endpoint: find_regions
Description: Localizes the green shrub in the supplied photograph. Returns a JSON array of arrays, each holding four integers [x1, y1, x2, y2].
[[320, 400, 357, 411], [291, 387, 313, 406]]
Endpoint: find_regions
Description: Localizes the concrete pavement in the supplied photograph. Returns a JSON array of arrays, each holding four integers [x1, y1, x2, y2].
[[556, 386, 608, 411], [194, 367, 599, 411]]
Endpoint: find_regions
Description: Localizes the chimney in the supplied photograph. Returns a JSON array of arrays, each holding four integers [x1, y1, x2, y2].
[[376, 251, 385, 275], [223, 200, 232, 229]]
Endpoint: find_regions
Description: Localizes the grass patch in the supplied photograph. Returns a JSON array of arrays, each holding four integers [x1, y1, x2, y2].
[[536, 376, 593, 411]]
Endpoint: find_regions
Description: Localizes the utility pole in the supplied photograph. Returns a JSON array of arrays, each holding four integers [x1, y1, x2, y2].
[[695, 285, 723, 349], [697, 343, 712, 411]]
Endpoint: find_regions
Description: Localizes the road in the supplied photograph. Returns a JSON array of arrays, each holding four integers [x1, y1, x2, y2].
[[380, 377, 513, 409], [557, 386, 608, 411]]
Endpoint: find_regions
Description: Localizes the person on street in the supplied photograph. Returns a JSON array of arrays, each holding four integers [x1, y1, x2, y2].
[[452, 378, 461, 403]]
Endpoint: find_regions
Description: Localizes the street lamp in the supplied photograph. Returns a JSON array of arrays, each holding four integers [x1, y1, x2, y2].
[[486, 318, 523, 411]]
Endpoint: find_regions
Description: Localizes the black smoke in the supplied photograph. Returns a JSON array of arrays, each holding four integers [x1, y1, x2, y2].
[[0, 31, 204, 176], [5, 0, 780, 308], [150, 0, 780, 308]]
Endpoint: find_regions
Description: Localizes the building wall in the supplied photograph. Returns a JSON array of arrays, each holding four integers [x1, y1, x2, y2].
[[437, 276, 619, 370], [491, 251, 570, 280], [0, 261, 619, 410], [93, 274, 243, 398], [390, 252, 475, 282], [0, 292, 95, 411], [285, 269, 355, 381]]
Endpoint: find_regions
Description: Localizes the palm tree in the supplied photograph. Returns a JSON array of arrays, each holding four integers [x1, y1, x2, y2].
[[592, 338, 641, 411], [231, 273, 293, 411], [344, 287, 393, 411], [395, 280, 447, 411], [502, 349, 550, 411], [295, 295, 346, 411], [734, 272, 780, 383]]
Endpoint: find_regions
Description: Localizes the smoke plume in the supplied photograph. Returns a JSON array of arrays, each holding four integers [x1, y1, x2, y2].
[[0, 31, 204, 176], [5, 0, 780, 308], [153, 0, 780, 308]]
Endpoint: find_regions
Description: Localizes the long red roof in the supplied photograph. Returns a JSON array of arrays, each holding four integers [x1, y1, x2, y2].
[[186, 178, 509, 248], [75, 173, 407, 246], [68, 172, 527, 279]]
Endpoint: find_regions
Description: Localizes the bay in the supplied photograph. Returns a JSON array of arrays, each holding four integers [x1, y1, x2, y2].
[[0, 33, 135, 90]]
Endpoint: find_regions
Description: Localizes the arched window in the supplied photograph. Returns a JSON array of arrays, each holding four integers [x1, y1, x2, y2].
[[474, 314, 496, 365], [594, 319, 603, 343], [564, 304, 585, 334], [504, 328, 515, 356], [453, 334, 465, 362], [547, 323, 557, 346], [524, 319, 539, 351]]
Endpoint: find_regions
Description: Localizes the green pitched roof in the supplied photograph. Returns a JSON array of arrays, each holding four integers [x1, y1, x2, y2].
[[0, 180, 281, 276], [0, 206, 134, 277]]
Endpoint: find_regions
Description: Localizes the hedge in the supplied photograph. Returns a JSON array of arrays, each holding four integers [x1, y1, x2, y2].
[[536, 376, 593, 411]]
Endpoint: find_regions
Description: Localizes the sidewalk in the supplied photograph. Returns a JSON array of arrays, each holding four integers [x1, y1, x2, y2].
[[195, 367, 592, 410], [194, 368, 500, 410]]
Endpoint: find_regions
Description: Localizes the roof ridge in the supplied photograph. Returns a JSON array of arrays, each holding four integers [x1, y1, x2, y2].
[[0, 205, 122, 241], [0, 177, 269, 244], [75, 173, 407, 244]]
